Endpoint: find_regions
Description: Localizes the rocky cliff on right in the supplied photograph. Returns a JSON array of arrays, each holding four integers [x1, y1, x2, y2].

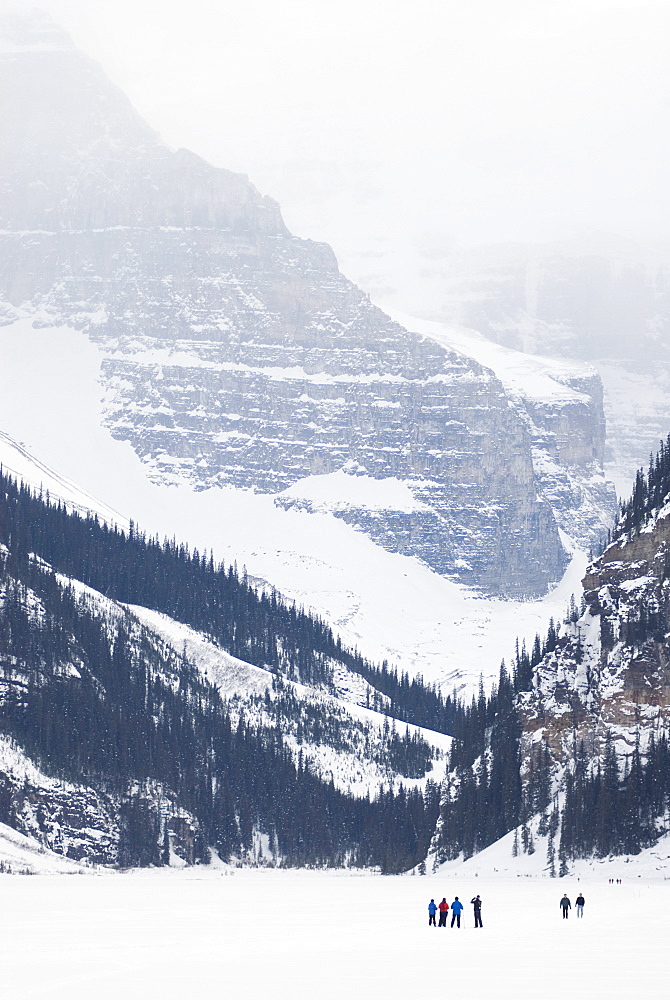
[[527, 439, 670, 758], [433, 437, 670, 869]]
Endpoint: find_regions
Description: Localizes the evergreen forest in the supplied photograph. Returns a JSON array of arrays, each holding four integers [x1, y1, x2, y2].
[[0, 469, 441, 870]]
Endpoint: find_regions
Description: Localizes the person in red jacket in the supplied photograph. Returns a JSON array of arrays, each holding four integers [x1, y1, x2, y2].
[[438, 898, 449, 927]]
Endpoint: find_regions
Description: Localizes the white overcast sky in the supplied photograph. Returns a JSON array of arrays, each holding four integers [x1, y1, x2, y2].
[[8, 1, 670, 266]]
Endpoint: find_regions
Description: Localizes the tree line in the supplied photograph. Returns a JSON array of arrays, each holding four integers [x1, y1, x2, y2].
[[0, 469, 457, 735]]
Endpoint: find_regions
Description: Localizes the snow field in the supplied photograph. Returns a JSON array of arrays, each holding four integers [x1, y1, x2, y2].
[[0, 870, 666, 1000]]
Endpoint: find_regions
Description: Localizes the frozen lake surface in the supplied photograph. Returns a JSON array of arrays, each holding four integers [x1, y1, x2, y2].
[[1, 869, 666, 1000]]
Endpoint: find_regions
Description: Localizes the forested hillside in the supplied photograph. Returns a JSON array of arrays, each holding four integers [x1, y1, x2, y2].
[[433, 437, 670, 871], [0, 470, 444, 870], [1, 471, 457, 732]]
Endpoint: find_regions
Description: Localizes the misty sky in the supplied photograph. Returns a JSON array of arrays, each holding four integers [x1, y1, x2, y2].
[[7, 0, 670, 268]]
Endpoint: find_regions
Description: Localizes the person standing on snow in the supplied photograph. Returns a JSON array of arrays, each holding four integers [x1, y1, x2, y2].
[[450, 896, 464, 928], [560, 894, 571, 919], [575, 893, 585, 918], [470, 894, 483, 928], [428, 899, 438, 926], [438, 898, 449, 927]]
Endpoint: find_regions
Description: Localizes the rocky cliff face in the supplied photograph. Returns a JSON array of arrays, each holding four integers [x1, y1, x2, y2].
[[413, 237, 670, 497], [518, 507, 670, 771], [519, 366, 613, 552], [0, 743, 204, 869], [0, 11, 575, 596], [403, 321, 617, 553]]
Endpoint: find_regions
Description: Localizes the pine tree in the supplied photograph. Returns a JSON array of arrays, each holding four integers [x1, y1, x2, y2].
[[162, 824, 171, 866], [547, 833, 556, 877]]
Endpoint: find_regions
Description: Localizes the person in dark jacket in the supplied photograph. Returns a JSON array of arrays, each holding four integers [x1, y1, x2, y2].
[[438, 898, 449, 927], [428, 899, 437, 926], [450, 897, 463, 928], [576, 893, 585, 918], [471, 894, 483, 928], [560, 894, 571, 918]]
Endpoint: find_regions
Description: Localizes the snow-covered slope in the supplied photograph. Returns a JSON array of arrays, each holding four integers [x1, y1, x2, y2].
[[0, 820, 100, 875], [0, 382, 586, 702], [0, 737, 114, 874], [435, 822, 670, 881], [0, 522, 448, 864], [0, 429, 127, 527], [427, 481, 670, 879], [125, 603, 451, 798]]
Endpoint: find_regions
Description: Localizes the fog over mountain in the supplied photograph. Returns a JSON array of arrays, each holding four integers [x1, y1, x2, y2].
[[0, 8, 618, 602], [353, 234, 670, 499], [32, 0, 670, 252], [20, 0, 666, 506]]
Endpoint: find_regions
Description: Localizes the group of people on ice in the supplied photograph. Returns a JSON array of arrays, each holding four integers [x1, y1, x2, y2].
[[560, 893, 585, 918], [428, 895, 482, 928], [428, 892, 586, 928]]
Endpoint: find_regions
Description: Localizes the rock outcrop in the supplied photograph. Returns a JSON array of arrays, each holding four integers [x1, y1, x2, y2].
[[0, 738, 204, 868], [500, 361, 614, 553], [415, 237, 670, 496], [519, 506, 670, 771]]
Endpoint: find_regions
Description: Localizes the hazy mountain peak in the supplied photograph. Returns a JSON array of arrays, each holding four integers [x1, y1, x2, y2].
[[0, 13, 609, 598], [0, 9, 286, 233], [0, 7, 74, 53]]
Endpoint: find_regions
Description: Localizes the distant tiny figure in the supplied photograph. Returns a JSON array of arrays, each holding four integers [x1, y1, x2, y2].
[[471, 894, 483, 928], [450, 896, 463, 928], [560, 894, 571, 919], [438, 897, 449, 927], [428, 898, 437, 926], [576, 893, 585, 918]]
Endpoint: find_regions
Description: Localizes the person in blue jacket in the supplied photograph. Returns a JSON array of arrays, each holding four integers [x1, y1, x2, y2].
[[450, 896, 464, 928], [428, 899, 438, 926]]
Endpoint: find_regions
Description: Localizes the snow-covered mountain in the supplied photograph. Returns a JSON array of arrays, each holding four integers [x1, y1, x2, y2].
[[526, 491, 670, 768], [390, 314, 615, 554], [0, 8, 619, 607], [0, 10, 641, 873], [348, 233, 670, 500], [0, 429, 127, 527]]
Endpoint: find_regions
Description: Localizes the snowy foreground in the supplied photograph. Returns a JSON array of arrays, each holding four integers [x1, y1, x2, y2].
[[0, 869, 666, 1000]]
